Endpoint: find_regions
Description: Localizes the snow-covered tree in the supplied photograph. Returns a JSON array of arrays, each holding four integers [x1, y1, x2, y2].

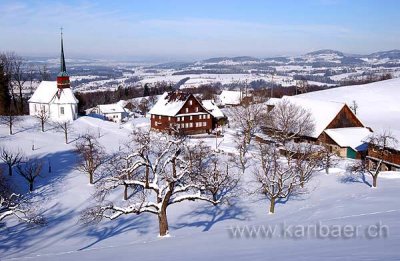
[[0, 146, 23, 176], [84, 130, 235, 236], [0, 172, 44, 224], [319, 145, 338, 174]]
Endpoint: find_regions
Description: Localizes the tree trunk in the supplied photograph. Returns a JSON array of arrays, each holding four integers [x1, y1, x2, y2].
[[41, 120, 44, 132], [300, 175, 305, 188], [29, 182, 33, 192], [124, 184, 128, 200], [269, 197, 276, 214], [89, 172, 94, 184], [158, 208, 169, 236], [9, 117, 12, 135], [8, 164, 12, 176], [372, 175, 378, 188], [65, 131, 68, 144]]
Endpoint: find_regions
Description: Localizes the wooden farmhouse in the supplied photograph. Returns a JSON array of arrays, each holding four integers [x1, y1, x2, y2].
[[263, 96, 373, 159], [149, 91, 226, 135]]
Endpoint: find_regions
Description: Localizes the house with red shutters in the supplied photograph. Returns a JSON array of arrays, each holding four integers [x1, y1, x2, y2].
[[149, 91, 225, 135]]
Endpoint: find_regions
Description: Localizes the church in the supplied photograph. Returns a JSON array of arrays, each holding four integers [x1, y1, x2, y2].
[[28, 32, 78, 122]]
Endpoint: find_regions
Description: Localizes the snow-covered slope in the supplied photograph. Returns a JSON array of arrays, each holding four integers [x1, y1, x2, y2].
[[1, 88, 400, 260]]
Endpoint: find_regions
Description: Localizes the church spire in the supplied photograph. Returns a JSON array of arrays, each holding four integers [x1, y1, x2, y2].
[[60, 27, 67, 74], [57, 27, 71, 89]]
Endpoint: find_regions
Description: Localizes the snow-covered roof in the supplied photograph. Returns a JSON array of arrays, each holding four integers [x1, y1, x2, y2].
[[219, 90, 242, 105], [202, 100, 225, 119], [98, 103, 126, 114], [324, 127, 373, 151], [28, 81, 78, 104], [148, 92, 191, 117], [279, 96, 348, 138]]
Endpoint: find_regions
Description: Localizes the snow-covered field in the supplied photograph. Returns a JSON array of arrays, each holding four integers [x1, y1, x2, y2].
[[1, 79, 400, 260]]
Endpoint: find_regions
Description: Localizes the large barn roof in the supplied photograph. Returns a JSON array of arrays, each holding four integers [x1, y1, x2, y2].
[[28, 81, 78, 104], [274, 96, 352, 138]]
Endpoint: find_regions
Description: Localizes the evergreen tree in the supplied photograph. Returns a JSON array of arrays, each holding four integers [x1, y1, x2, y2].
[[0, 64, 11, 115], [143, 83, 150, 97]]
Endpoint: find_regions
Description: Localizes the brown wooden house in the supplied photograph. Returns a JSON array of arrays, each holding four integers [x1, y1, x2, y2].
[[149, 91, 225, 135]]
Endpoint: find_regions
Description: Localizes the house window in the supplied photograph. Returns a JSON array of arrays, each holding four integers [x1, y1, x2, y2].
[[190, 116, 193, 120], [199, 115, 202, 120], [195, 107, 199, 112], [189, 100, 193, 105], [203, 122, 207, 127], [186, 108, 189, 113], [158, 115, 161, 120], [168, 117, 171, 121], [152, 115, 155, 119], [60, 107, 64, 115], [185, 123, 189, 128], [181, 116, 185, 121], [177, 117, 180, 122], [189, 123, 193, 128], [207, 114, 210, 119]]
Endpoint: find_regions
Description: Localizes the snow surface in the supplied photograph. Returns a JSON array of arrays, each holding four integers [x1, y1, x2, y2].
[[1, 79, 400, 260]]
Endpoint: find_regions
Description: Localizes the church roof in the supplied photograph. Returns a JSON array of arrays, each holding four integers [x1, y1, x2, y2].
[[28, 81, 78, 104]]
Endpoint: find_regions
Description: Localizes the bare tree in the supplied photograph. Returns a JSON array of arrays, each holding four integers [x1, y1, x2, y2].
[[55, 121, 73, 144], [231, 132, 251, 174], [10, 54, 26, 113], [0, 146, 23, 176], [76, 133, 105, 184], [83, 130, 232, 236], [16, 159, 43, 192], [264, 99, 314, 145], [319, 145, 338, 174], [363, 131, 398, 187], [229, 102, 266, 144], [285, 142, 323, 188], [35, 106, 50, 132], [0, 107, 21, 135], [253, 143, 300, 214], [296, 79, 308, 94], [186, 141, 240, 204], [350, 100, 359, 115], [0, 52, 18, 110], [38, 64, 50, 81]]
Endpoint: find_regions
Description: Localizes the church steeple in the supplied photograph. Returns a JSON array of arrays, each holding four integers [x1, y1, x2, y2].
[[57, 28, 70, 89]]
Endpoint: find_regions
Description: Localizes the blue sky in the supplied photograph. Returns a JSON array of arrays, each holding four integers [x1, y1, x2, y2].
[[1, 0, 399, 61]]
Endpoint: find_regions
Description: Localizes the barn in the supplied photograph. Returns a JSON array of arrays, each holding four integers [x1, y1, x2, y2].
[[264, 96, 373, 159]]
